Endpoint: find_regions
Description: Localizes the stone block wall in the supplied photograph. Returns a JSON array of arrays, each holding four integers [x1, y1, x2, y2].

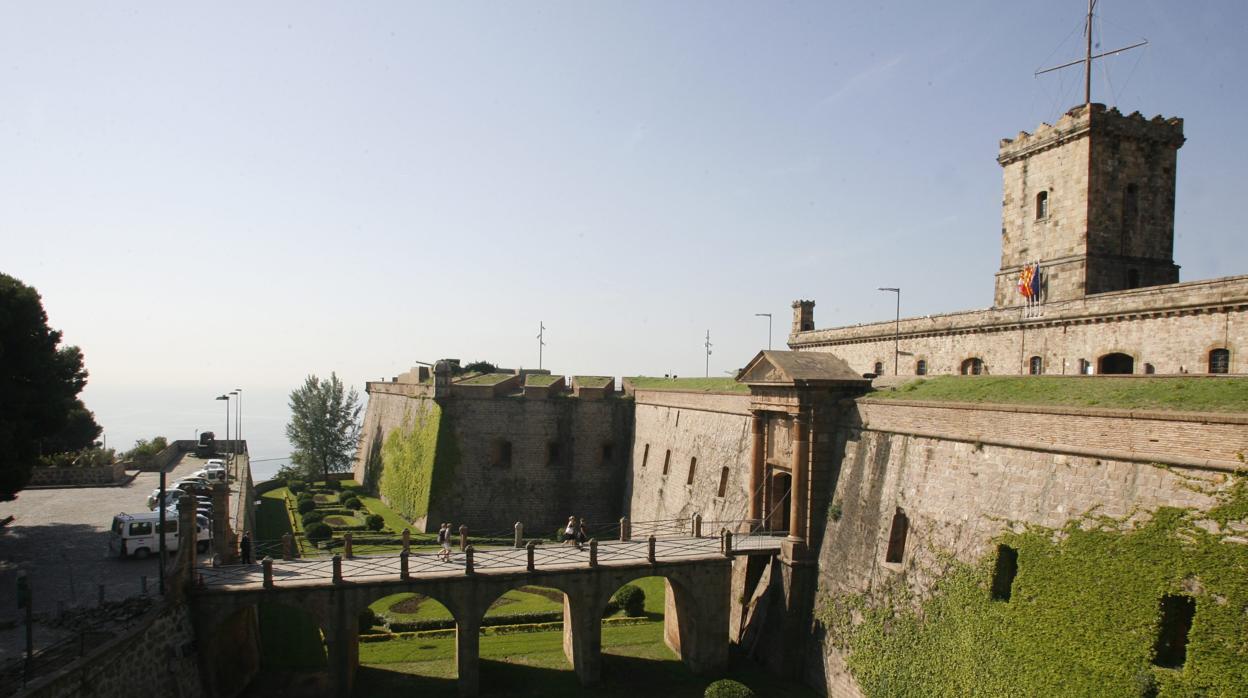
[[627, 390, 754, 527], [27, 461, 126, 486], [22, 602, 204, 698]]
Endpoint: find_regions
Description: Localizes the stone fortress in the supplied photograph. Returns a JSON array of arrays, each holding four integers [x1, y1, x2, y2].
[[351, 102, 1247, 697]]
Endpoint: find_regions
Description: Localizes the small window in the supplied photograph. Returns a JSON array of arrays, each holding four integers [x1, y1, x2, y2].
[[641, 443, 649, 468], [546, 442, 560, 466], [686, 457, 697, 485], [1152, 595, 1196, 668], [130, 522, 153, 536], [915, 359, 927, 376], [717, 467, 730, 498], [885, 508, 908, 563], [1144, 363, 1156, 374], [1126, 268, 1140, 289], [156, 520, 178, 534], [1036, 190, 1049, 220], [990, 545, 1019, 601], [960, 358, 984, 375], [801, 322, 813, 331], [1209, 348, 1230, 374], [601, 443, 614, 465], [491, 439, 512, 468], [662, 450, 671, 476], [1079, 358, 1091, 375], [873, 361, 884, 376], [1029, 356, 1043, 375]]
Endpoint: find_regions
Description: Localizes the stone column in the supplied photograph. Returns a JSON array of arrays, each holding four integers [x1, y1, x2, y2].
[[562, 593, 602, 686], [749, 413, 766, 522], [326, 604, 359, 698], [456, 615, 481, 697], [664, 563, 730, 675], [787, 416, 809, 544]]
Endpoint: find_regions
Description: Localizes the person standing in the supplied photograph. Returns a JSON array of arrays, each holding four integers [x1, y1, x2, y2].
[[438, 523, 452, 562], [239, 531, 252, 564]]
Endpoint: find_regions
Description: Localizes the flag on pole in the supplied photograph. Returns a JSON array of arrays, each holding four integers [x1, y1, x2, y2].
[[1017, 264, 1034, 300], [1030, 262, 1042, 302]]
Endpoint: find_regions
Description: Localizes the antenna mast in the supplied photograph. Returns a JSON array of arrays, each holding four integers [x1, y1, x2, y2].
[[1034, 0, 1147, 106], [537, 321, 546, 370], [704, 330, 713, 378]]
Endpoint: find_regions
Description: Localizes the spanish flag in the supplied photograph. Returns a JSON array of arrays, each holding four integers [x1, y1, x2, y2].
[[1018, 264, 1035, 299]]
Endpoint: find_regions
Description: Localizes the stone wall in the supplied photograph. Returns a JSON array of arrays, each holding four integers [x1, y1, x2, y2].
[[21, 602, 204, 698], [27, 461, 126, 487], [627, 390, 754, 526], [805, 399, 1238, 697], [789, 274, 1248, 377]]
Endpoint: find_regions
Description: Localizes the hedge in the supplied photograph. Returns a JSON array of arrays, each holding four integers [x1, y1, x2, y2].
[[704, 679, 755, 698], [306, 522, 332, 542], [297, 498, 316, 514], [611, 584, 645, 617]]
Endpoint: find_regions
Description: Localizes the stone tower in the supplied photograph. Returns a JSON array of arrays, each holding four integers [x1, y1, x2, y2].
[[993, 103, 1185, 308], [791, 300, 815, 334]]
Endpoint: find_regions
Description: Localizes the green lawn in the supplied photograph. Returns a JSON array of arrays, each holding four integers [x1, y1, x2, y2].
[[355, 621, 819, 697], [626, 376, 749, 394], [258, 603, 327, 670], [459, 373, 514, 385], [524, 374, 562, 387], [372, 587, 565, 623], [871, 375, 1248, 413]]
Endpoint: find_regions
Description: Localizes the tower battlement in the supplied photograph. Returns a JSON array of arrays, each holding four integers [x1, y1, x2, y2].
[[998, 103, 1184, 166]]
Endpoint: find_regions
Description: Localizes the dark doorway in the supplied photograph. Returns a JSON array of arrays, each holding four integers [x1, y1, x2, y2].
[[769, 471, 792, 533], [990, 545, 1019, 601], [1098, 353, 1135, 374], [1152, 595, 1196, 668], [885, 508, 908, 563]]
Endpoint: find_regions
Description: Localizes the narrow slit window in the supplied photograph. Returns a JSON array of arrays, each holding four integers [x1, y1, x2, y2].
[[546, 442, 560, 466], [662, 450, 671, 476], [641, 443, 649, 468], [990, 545, 1019, 601], [1152, 595, 1196, 669], [491, 439, 512, 468], [600, 443, 614, 466], [717, 467, 730, 498], [885, 508, 908, 563], [686, 457, 697, 485]]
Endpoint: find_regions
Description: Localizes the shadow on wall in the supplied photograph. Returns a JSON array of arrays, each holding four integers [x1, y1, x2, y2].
[[362, 430, 384, 493]]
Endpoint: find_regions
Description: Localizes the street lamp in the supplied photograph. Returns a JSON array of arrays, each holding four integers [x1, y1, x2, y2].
[[754, 313, 773, 350], [216, 394, 231, 462], [232, 388, 242, 471], [878, 288, 900, 376]]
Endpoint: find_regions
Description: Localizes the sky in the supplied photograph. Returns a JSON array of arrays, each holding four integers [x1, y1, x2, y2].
[[3, 1, 1246, 474]]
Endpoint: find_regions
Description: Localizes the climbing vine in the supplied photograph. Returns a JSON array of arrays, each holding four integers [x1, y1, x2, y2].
[[817, 468, 1248, 697], [377, 403, 459, 522]]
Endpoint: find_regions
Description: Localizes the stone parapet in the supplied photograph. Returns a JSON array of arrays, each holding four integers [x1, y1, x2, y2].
[[27, 461, 128, 487], [998, 103, 1183, 166]]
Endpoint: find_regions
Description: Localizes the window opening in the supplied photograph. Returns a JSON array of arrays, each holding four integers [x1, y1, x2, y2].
[[491, 439, 512, 468], [885, 508, 908, 563], [1079, 358, 1091, 375], [130, 522, 152, 536], [990, 545, 1019, 601], [960, 358, 984, 375], [601, 443, 614, 465], [1127, 268, 1140, 289], [1144, 363, 1156, 374], [1029, 356, 1043, 375], [1098, 353, 1135, 375], [717, 467, 730, 498], [873, 361, 883, 376], [1035, 191, 1049, 220], [1209, 348, 1229, 374], [546, 442, 560, 466], [641, 443, 649, 468], [686, 457, 697, 485], [915, 359, 927, 376], [662, 450, 671, 476], [1152, 595, 1196, 668]]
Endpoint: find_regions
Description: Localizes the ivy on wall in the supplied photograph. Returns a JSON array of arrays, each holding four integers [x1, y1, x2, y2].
[[818, 469, 1248, 697], [377, 403, 459, 523]]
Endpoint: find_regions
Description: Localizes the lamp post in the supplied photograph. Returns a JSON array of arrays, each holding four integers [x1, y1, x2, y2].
[[216, 394, 230, 463], [232, 388, 242, 471], [754, 313, 772, 350], [878, 288, 900, 376]]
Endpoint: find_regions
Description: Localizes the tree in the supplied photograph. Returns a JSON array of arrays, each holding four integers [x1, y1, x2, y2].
[[285, 373, 362, 482], [0, 273, 102, 499]]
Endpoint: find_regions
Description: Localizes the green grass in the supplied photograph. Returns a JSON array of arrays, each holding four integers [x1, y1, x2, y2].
[[626, 376, 749, 394], [871, 375, 1248, 413], [356, 492, 416, 533], [524, 374, 562, 387], [354, 621, 818, 697], [372, 587, 565, 622], [572, 376, 614, 388], [258, 603, 327, 670], [458, 373, 514, 385]]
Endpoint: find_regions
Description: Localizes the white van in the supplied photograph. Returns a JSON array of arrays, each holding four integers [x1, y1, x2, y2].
[[189, 468, 227, 485], [108, 511, 211, 559]]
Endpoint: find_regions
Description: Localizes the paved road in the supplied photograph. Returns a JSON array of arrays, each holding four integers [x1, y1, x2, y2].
[[196, 534, 782, 588], [0, 454, 225, 660]]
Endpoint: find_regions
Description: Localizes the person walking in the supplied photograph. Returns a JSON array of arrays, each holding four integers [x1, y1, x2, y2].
[[562, 516, 577, 546], [438, 523, 452, 562], [576, 517, 588, 550], [239, 531, 252, 564]]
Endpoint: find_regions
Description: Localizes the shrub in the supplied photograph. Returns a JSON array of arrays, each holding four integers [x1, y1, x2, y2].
[[301, 510, 326, 527], [306, 522, 333, 543], [704, 679, 755, 698], [358, 607, 379, 633], [611, 584, 646, 617], [287, 479, 306, 494], [325, 479, 342, 491], [297, 498, 316, 514], [343, 496, 363, 511], [366, 514, 384, 531]]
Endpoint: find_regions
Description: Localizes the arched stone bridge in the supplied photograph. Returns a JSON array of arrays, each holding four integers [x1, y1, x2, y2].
[[190, 531, 781, 697]]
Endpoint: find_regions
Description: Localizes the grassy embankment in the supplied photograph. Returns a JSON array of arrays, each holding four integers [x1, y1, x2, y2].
[[626, 376, 749, 394], [871, 375, 1248, 413]]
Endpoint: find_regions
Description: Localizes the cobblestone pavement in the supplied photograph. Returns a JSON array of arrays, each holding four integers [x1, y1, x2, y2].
[[0, 454, 219, 661]]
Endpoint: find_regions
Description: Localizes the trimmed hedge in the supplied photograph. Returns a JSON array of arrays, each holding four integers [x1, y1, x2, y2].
[[365, 514, 384, 532], [705, 679, 755, 698], [287, 479, 306, 494], [611, 584, 646, 617], [301, 510, 326, 526], [306, 522, 332, 542], [297, 498, 316, 514], [343, 496, 363, 511]]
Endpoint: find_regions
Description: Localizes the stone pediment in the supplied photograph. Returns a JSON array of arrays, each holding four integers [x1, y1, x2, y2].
[[736, 350, 869, 387]]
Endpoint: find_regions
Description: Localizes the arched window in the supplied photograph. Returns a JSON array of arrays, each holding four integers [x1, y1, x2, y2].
[[1209, 348, 1230, 374], [960, 358, 984, 375], [1144, 363, 1156, 375], [1036, 191, 1049, 220], [1029, 356, 1043, 375], [1098, 353, 1135, 375], [915, 359, 927, 376], [873, 361, 884, 376]]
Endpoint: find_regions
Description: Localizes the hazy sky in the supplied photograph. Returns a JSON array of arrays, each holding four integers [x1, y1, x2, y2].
[[3, 2, 1246, 467]]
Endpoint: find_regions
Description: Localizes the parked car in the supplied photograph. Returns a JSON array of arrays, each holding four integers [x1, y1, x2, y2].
[[188, 468, 226, 485], [108, 511, 211, 559]]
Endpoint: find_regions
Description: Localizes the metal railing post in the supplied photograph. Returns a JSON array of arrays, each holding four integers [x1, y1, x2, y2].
[[619, 516, 630, 542], [514, 522, 523, 548], [343, 533, 353, 559], [647, 535, 656, 563], [401, 529, 410, 555], [263, 558, 274, 588], [589, 539, 598, 567], [464, 545, 475, 575], [332, 554, 343, 584], [282, 534, 292, 561], [723, 529, 734, 557], [400, 551, 410, 581], [693, 513, 703, 538], [690, 513, 698, 537], [526, 541, 536, 571]]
